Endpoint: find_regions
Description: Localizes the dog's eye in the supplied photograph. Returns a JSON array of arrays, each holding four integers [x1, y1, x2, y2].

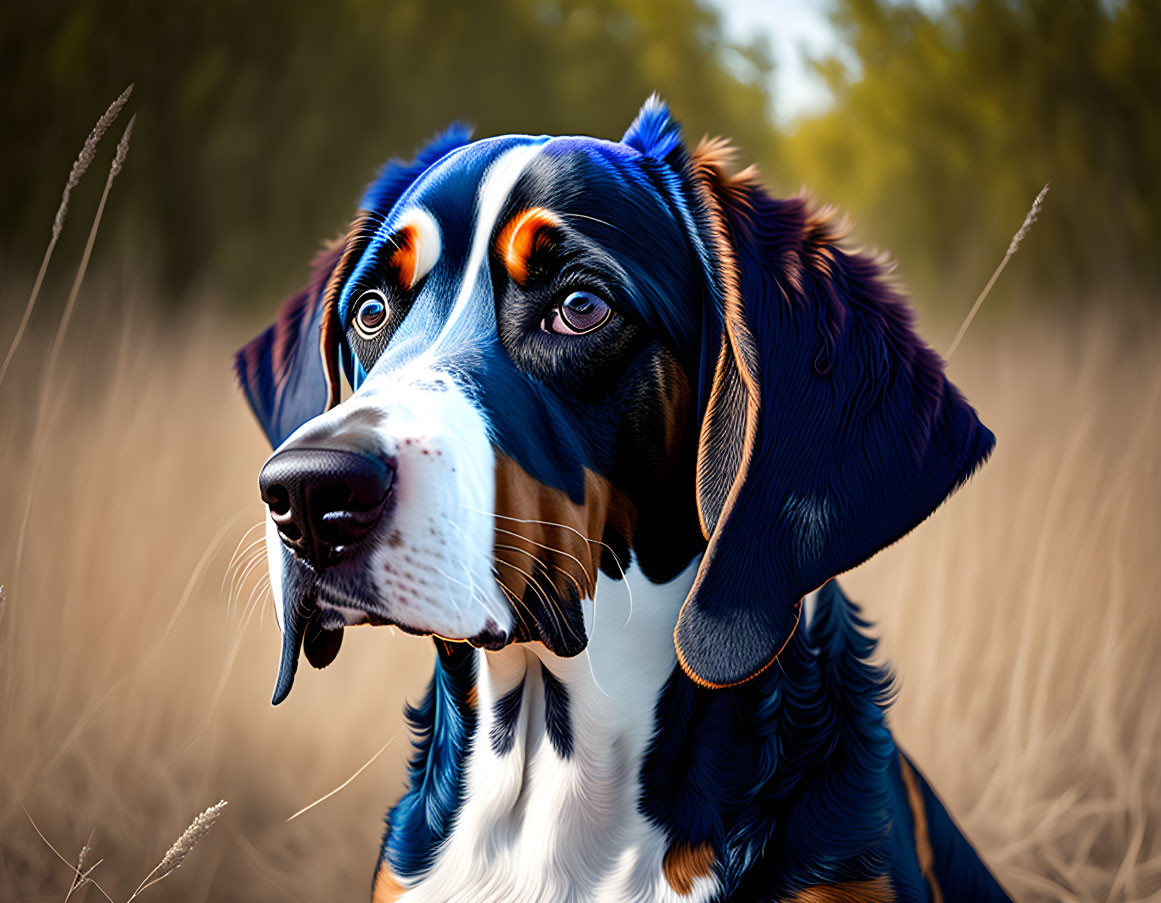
[[353, 290, 390, 340], [544, 291, 612, 335]]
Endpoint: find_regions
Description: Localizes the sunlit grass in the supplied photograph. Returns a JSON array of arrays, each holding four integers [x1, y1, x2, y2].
[[0, 301, 1157, 901]]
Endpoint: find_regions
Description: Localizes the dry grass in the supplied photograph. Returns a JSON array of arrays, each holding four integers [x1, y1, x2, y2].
[[0, 84, 133, 389], [0, 291, 1158, 901], [847, 313, 1161, 902]]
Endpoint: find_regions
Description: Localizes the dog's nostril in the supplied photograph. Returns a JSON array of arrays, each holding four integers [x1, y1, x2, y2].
[[258, 448, 395, 569], [264, 484, 291, 516]]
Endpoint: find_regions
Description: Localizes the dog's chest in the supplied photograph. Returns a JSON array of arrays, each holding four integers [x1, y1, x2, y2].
[[393, 562, 718, 903]]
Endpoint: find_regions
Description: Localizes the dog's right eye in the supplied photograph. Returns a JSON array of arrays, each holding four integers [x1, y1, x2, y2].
[[353, 290, 390, 340]]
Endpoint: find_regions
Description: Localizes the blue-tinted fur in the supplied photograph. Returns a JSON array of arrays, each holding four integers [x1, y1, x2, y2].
[[379, 642, 476, 879], [233, 244, 342, 448], [234, 124, 475, 443], [639, 581, 896, 896], [237, 100, 1007, 900], [641, 580, 927, 900], [671, 155, 994, 688], [380, 582, 1009, 899], [901, 754, 1011, 900]]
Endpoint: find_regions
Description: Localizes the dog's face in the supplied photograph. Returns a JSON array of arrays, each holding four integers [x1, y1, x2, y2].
[[237, 99, 994, 703]]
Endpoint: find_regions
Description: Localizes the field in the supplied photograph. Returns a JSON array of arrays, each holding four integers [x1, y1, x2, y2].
[[0, 291, 1158, 902]]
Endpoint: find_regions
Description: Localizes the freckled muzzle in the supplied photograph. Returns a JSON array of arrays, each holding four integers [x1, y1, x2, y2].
[[259, 447, 395, 570]]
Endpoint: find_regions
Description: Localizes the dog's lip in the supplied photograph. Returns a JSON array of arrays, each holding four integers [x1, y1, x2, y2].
[[271, 582, 513, 705], [312, 579, 377, 618], [311, 581, 512, 647], [466, 618, 510, 650]]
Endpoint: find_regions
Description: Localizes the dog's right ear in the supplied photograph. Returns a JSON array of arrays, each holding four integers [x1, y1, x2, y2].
[[234, 124, 472, 448]]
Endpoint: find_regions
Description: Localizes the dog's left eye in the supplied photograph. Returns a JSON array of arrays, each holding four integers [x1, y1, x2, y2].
[[352, 290, 390, 340], [544, 291, 612, 335]]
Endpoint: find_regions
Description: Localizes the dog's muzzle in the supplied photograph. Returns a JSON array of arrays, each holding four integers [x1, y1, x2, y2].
[[259, 447, 394, 570]]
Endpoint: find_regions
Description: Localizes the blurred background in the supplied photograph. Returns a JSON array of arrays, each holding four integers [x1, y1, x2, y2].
[[1, 1, 1158, 901]]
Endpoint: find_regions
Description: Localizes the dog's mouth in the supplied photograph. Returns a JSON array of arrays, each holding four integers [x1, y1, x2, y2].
[[271, 577, 511, 705]]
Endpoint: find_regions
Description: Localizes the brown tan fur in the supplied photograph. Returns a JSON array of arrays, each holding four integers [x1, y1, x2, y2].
[[492, 453, 635, 623], [495, 207, 561, 286], [371, 862, 407, 903], [782, 876, 895, 902], [663, 842, 716, 896], [318, 209, 377, 409], [899, 755, 946, 903]]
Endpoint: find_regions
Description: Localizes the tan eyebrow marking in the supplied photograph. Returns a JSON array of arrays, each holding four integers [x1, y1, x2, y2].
[[495, 207, 561, 285], [389, 207, 441, 290]]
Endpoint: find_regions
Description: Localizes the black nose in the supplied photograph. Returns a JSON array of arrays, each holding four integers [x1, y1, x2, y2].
[[259, 448, 394, 569]]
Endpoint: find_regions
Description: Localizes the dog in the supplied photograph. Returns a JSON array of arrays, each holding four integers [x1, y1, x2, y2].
[[235, 97, 1010, 902]]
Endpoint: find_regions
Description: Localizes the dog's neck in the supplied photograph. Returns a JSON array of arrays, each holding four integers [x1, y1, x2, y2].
[[379, 559, 713, 902], [378, 568, 896, 903]]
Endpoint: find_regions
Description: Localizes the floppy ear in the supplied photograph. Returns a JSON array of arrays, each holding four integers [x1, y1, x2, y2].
[[234, 124, 472, 448], [234, 244, 345, 448], [674, 144, 995, 687]]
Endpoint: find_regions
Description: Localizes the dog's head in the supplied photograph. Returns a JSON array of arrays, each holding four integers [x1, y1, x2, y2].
[[236, 97, 993, 703]]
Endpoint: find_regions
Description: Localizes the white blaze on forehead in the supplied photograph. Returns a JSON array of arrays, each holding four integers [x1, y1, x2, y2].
[[427, 140, 546, 354]]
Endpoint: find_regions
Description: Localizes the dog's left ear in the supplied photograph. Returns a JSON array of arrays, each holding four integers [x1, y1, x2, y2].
[[672, 141, 996, 687], [235, 124, 472, 448]]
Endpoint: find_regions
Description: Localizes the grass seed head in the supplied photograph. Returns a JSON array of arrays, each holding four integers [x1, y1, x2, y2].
[[154, 800, 227, 879], [53, 84, 134, 241]]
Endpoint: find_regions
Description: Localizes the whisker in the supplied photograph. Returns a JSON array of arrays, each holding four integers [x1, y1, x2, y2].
[[491, 568, 542, 634], [495, 542, 586, 601], [444, 519, 509, 626], [229, 553, 268, 616], [227, 533, 267, 577], [241, 571, 274, 628], [463, 506, 626, 571], [558, 211, 622, 233], [465, 506, 633, 623], [227, 550, 265, 616], [224, 535, 268, 612], [161, 509, 256, 649], [427, 562, 472, 622], [493, 558, 582, 645], [253, 575, 273, 626], [181, 564, 274, 752], [221, 523, 266, 598], [491, 526, 593, 594], [226, 567, 270, 648], [493, 557, 558, 618]]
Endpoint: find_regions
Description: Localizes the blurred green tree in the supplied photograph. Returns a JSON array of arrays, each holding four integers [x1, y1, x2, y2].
[[0, 0, 776, 306], [785, 0, 1161, 310], [5, 0, 1158, 315]]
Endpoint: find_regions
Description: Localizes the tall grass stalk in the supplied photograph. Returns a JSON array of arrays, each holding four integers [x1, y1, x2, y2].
[[13, 115, 136, 576], [23, 808, 115, 903], [0, 84, 132, 388], [947, 183, 1050, 359], [2, 312, 1157, 900], [285, 728, 402, 822], [26, 801, 226, 902], [127, 801, 227, 900]]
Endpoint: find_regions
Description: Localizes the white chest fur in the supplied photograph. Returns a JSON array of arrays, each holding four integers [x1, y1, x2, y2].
[[395, 558, 720, 903]]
